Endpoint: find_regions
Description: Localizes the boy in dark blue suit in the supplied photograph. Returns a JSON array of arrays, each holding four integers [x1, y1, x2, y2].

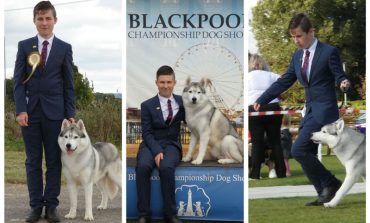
[[13, 1, 75, 222], [254, 13, 350, 206], [136, 65, 185, 223]]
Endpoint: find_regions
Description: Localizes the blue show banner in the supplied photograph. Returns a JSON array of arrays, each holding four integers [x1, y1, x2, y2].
[[127, 164, 243, 221]]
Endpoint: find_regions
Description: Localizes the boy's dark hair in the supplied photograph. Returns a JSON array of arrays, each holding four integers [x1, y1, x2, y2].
[[288, 13, 312, 33], [156, 65, 175, 79], [34, 1, 56, 19]]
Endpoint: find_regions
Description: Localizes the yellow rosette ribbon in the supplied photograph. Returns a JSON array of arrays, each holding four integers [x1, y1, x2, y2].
[[22, 52, 41, 84]]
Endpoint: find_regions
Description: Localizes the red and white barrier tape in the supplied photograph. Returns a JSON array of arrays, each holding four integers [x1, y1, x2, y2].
[[248, 108, 365, 116]]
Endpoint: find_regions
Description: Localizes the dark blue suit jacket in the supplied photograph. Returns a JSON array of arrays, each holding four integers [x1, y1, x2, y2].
[[13, 36, 75, 120], [256, 41, 348, 125], [139, 94, 185, 157]]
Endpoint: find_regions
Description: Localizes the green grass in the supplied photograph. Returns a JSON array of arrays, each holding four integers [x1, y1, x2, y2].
[[348, 100, 366, 110], [249, 154, 366, 223], [5, 150, 27, 184], [249, 193, 366, 223], [4, 130, 24, 152]]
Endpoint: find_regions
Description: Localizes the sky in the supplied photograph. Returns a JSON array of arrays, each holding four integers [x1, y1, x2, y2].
[[4, 0, 122, 93], [248, 0, 258, 54], [3, 0, 258, 97]]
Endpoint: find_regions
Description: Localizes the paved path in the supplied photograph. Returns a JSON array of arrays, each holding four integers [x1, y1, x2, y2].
[[249, 182, 366, 199], [5, 184, 122, 223]]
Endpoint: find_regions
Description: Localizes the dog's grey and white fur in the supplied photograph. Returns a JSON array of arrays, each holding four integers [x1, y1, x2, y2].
[[58, 119, 122, 220], [311, 119, 366, 208], [182, 78, 243, 165]]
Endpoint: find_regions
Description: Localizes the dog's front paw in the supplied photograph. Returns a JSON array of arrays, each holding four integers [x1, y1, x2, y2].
[[191, 159, 203, 165], [324, 202, 337, 208], [65, 212, 76, 219], [182, 156, 192, 162], [97, 204, 108, 210], [84, 214, 94, 221]]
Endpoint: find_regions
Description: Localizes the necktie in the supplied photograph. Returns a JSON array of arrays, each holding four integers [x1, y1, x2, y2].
[[165, 99, 173, 125], [301, 50, 310, 82], [41, 40, 49, 69]]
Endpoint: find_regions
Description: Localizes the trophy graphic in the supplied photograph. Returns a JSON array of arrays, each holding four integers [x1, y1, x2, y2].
[[22, 52, 41, 84]]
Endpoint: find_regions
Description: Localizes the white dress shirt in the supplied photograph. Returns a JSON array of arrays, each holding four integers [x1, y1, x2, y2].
[[301, 38, 318, 82], [158, 94, 179, 121], [37, 34, 55, 63]]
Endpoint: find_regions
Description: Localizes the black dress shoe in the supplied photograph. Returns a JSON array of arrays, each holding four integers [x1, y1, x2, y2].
[[25, 207, 43, 223], [164, 216, 183, 223], [44, 208, 60, 223], [138, 216, 151, 223], [320, 182, 342, 203], [305, 198, 323, 206], [305, 181, 342, 206]]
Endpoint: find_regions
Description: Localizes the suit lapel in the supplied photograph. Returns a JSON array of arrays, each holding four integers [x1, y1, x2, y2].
[[153, 96, 166, 123], [29, 36, 43, 76], [296, 50, 308, 86], [174, 94, 183, 107], [309, 41, 322, 82], [172, 94, 183, 123], [31, 36, 39, 52], [45, 37, 59, 70]]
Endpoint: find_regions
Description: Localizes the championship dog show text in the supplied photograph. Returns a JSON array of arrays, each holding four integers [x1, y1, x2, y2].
[[127, 173, 244, 184], [128, 13, 244, 39]]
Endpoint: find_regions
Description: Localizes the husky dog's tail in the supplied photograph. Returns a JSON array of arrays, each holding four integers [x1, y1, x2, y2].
[[103, 158, 122, 200], [95, 142, 122, 200]]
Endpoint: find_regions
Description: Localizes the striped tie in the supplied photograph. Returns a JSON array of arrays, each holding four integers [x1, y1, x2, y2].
[[301, 50, 310, 82], [165, 99, 173, 125], [41, 40, 49, 69]]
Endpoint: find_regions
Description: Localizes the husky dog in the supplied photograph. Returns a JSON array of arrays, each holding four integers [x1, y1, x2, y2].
[[58, 119, 122, 220], [182, 78, 243, 165], [311, 119, 366, 208]]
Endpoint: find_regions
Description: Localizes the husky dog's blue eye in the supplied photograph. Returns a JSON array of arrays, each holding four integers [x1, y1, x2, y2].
[[198, 91, 201, 94], [64, 136, 68, 138], [189, 90, 192, 93], [74, 136, 78, 139]]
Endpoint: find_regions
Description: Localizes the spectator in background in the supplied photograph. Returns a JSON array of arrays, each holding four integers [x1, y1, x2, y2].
[[248, 54, 286, 179], [281, 115, 293, 177]]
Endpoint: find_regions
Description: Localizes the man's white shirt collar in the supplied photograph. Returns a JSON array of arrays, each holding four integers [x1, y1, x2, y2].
[[37, 34, 55, 46], [158, 94, 175, 103], [306, 38, 318, 53]]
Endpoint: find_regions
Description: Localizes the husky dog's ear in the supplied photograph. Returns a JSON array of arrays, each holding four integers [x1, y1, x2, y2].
[[200, 78, 211, 87], [335, 119, 345, 134], [199, 77, 207, 87], [76, 119, 86, 131], [61, 119, 70, 130], [185, 77, 191, 86]]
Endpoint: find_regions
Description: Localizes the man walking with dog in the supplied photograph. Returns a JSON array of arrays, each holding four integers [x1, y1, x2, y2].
[[13, 1, 75, 222], [253, 13, 350, 206], [136, 65, 185, 223]]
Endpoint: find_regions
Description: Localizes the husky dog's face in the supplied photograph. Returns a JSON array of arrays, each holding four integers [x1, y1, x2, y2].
[[311, 119, 345, 148], [182, 77, 208, 105], [58, 119, 89, 155]]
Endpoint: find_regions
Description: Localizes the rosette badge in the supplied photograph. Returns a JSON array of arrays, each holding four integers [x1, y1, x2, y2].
[[22, 51, 41, 84]]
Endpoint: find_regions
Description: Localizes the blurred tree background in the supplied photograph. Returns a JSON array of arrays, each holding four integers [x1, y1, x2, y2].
[[250, 0, 365, 104], [5, 63, 122, 150]]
